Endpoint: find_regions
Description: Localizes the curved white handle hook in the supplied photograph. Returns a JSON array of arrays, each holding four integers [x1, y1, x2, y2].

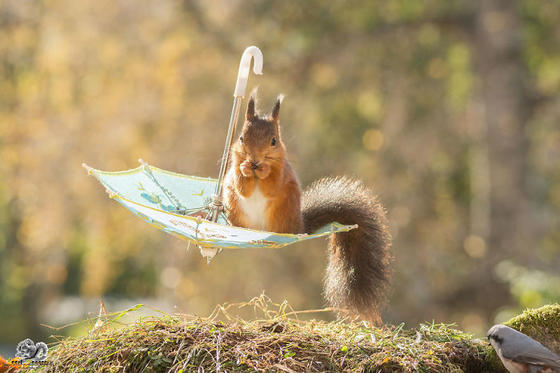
[[233, 46, 263, 97]]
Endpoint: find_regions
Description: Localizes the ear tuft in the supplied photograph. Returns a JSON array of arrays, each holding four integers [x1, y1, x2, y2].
[[271, 94, 284, 121], [246, 88, 258, 121], [249, 86, 259, 101]]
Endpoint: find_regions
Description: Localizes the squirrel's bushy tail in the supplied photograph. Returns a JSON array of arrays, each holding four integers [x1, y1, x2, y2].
[[302, 177, 392, 321]]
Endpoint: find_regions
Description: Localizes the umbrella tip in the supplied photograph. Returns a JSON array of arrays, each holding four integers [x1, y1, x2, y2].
[[82, 163, 93, 175], [105, 189, 117, 199], [138, 159, 148, 166], [199, 246, 219, 261]]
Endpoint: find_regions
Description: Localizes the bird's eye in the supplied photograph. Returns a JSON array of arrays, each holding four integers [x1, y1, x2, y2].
[[239, 136, 243, 143], [488, 335, 503, 344], [271, 137, 277, 146]]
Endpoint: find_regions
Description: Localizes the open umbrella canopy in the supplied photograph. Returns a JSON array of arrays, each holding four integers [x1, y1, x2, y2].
[[83, 161, 357, 254]]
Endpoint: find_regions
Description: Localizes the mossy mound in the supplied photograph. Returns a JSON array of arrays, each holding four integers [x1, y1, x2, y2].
[[506, 304, 560, 353], [38, 319, 489, 372], [33, 300, 560, 373]]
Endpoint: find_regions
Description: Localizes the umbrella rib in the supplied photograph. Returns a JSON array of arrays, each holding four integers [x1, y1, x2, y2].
[[139, 160, 186, 214]]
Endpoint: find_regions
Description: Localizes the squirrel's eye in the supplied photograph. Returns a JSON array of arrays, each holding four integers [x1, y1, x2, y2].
[[239, 136, 243, 143], [271, 137, 277, 146]]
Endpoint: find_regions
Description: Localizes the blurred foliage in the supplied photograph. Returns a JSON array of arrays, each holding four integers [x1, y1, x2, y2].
[[0, 0, 559, 344], [495, 260, 560, 321]]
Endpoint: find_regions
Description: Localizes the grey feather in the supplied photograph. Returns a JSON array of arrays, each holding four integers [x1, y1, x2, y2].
[[488, 324, 560, 369]]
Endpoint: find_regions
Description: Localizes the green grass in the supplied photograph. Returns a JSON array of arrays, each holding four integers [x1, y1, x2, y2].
[[31, 298, 560, 372]]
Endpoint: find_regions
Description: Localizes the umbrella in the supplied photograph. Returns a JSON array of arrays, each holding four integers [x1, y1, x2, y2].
[[83, 46, 357, 259]]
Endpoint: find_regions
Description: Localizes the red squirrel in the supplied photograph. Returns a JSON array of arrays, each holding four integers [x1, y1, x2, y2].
[[223, 92, 392, 321]]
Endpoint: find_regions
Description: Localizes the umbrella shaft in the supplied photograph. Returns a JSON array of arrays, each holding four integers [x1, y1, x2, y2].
[[211, 96, 243, 222]]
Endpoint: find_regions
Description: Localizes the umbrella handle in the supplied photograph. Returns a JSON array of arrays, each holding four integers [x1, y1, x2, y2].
[[209, 46, 264, 224], [233, 46, 263, 97]]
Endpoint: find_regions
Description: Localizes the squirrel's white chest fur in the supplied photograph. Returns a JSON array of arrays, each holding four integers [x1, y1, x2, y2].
[[238, 185, 269, 230]]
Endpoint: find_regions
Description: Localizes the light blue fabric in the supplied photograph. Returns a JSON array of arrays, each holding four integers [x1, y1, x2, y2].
[[85, 162, 356, 250]]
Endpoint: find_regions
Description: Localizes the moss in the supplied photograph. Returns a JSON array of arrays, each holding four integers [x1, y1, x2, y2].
[[484, 346, 509, 373], [506, 303, 560, 353]]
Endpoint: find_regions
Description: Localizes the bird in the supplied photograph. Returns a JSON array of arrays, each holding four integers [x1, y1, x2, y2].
[[487, 324, 560, 373]]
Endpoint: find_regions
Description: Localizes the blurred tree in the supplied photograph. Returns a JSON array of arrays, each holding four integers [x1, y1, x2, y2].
[[0, 0, 559, 343]]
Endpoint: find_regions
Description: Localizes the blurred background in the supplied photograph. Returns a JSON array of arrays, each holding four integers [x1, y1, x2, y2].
[[1, 0, 560, 352]]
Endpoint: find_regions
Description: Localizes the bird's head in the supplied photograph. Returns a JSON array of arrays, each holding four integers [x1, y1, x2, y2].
[[487, 324, 508, 350]]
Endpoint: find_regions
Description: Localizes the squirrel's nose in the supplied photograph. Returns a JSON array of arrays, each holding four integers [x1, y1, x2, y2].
[[251, 161, 259, 170]]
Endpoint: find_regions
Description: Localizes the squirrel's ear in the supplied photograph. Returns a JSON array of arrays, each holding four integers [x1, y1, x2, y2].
[[271, 94, 284, 121], [246, 87, 258, 121], [246, 97, 255, 121]]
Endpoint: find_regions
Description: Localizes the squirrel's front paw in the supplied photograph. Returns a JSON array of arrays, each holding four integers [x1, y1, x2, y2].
[[255, 163, 271, 179], [240, 162, 254, 177]]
